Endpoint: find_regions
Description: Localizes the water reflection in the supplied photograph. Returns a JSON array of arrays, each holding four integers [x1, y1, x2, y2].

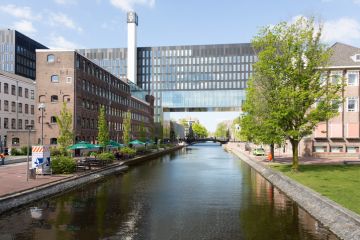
[[0, 143, 337, 240]]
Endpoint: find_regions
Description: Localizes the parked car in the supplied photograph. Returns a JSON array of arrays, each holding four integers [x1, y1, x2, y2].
[[253, 148, 265, 156]]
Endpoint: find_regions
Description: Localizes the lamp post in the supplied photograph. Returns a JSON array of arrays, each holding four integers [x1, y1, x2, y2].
[[26, 124, 33, 182], [38, 103, 46, 145]]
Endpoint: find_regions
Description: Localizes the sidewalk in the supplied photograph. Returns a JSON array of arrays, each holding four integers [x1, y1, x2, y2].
[[226, 142, 360, 165], [0, 162, 71, 198]]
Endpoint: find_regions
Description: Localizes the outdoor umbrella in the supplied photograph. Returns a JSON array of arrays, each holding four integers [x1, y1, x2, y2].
[[108, 140, 124, 148], [129, 139, 145, 145], [67, 141, 99, 150]]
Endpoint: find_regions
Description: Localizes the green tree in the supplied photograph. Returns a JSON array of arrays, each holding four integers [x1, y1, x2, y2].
[[243, 17, 342, 171], [139, 122, 147, 142], [192, 122, 208, 138], [123, 110, 131, 144], [98, 106, 110, 148], [215, 122, 228, 139], [56, 102, 73, 151]]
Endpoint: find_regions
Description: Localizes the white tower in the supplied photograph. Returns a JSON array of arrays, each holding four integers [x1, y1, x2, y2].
[[127, 11, 138, 84]]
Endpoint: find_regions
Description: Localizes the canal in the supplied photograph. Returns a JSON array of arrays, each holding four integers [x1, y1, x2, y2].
[[0, 143, 337, 240]]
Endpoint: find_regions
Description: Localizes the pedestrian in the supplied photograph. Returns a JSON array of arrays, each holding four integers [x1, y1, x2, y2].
[[0, 153, 5, 165]]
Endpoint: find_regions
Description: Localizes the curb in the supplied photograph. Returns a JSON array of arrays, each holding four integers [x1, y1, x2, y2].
[[227, 146, 360, 240]]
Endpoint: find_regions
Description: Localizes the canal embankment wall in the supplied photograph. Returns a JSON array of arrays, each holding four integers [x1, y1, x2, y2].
[[225, 144, 360, 240], [0, 145, 184, 215]]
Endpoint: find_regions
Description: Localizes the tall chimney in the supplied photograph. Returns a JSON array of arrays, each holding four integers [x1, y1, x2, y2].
[[127, 11, 138, 84]]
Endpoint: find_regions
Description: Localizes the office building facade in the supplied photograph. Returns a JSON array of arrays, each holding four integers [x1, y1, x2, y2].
[[0, 70, 36, 151], [0, 29, 48, 80], [35, 49, 154, 145], [78, 44, 255, 125]]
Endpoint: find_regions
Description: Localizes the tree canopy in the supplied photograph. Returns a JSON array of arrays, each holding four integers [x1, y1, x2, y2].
[[56, 102, 73, 150], [123, 110, 131, 144], [97, 105, 110, 148], [241, 17, 342, 171], [192, 122, 208, 138]]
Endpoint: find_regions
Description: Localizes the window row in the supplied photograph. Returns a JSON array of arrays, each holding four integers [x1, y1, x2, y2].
[[39, 94, 70, 103], [0, 118, 34, 130], [0, 101, 34, 114], [322, 71, 360, 86], [0, 82, 33, 98], [11, 137, 57, 146]]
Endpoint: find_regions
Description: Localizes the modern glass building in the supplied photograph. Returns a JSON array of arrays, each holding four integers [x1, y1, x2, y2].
[[78, 43, 256, 124], [0, 29, 48, 80]]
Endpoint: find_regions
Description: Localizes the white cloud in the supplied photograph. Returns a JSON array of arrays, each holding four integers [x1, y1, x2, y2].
[[322, 18, 360, 44], [48, 34, 80, 49], [54, 0, 77, 4], [0, 4, 41, 21], [12, 20, 37, 34], [110, 0, 155, 12], [49, 12, 83, 32]]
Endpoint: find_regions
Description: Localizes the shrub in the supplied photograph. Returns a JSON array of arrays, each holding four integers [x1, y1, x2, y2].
[[51, 156, 76, 174], [136, 146, 150, 155], [50, 147, 69, 157], [120, 147, 136, 156], [97, 152, 115, 161], [10, 148, 21, 156], [89, 151, 97, 157], [20, 146, 31, 155]]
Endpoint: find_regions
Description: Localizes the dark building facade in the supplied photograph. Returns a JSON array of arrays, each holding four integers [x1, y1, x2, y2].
[[78, 43, 256, 124], [0, 29, 48, 80], [35, 49, 154, 145]]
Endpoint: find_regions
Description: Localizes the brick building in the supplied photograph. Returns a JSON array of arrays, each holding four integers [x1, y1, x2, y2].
[[310, 42, 360, 156], [35, 49, 154, 146]]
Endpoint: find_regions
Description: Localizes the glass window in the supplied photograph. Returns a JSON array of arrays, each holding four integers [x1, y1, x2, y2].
[[50, 138, 57, 145], [30, 90, 34, 99], [47, 54, 55, 63], [4, 118, 8, 129], [11, 101, 15, 112], [4, 100, 8, 111], [12, 137, 20, 145], [25, 104, 29, 114], [50, 116, 57, 123], [51, 95, 59, 102], [11, 85, 15, 95], [347, 97, 358, 112], [4, 83, 8, 94], [11, 118, 16, 129], [347, 71, 359, 86], [31, 105, 34, 115], [330, 71, 342, 84], [18, 87, 22, 97], [18, 103, 22, 113], [25, 88, 29, 98], [51, 75, 59, 83], [18, 119, 22, 129]]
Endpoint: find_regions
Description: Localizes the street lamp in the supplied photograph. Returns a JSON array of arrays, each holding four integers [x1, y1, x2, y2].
[[25, 124, 33, 182], [38, 103, 46, 145]]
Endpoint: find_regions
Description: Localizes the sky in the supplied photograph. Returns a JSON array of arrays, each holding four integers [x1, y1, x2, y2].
[[1, 0, 360, 131]]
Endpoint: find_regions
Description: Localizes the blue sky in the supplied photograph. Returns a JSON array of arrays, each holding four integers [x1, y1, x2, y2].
[[1, 0, 360, 49], [1, 0, 360, 131]]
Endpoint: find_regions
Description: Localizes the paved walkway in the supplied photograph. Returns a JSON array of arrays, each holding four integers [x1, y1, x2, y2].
[[0, 162, 72, 198], [226, 142, 360, 165]]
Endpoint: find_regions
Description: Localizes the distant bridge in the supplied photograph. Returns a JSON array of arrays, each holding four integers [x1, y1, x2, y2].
[[186, 138, 229, 145]]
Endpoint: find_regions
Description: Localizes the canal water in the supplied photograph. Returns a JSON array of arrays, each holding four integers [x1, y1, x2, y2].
[[0, 143, 337, 240]]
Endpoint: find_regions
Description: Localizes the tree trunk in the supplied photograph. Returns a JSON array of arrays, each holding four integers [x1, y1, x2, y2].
[[290, 139, 299, 171], [270, 143, 275, 161]]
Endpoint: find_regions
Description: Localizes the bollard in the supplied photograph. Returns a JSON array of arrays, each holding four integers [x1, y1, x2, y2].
[[29, 168, 36, 179]]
